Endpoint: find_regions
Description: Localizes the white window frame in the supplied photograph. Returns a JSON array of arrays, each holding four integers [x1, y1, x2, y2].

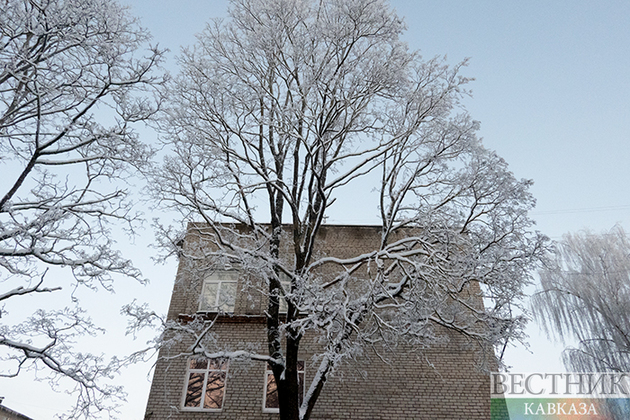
[[199, 270, 238, 313], [278, 275, 291, 313], [269, 272, 292, 314], [181, 358, 229, 411], [262, 361, 305, 413]]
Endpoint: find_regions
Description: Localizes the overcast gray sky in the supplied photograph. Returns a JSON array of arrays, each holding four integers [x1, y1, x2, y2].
[[2, 1, 630, 418]]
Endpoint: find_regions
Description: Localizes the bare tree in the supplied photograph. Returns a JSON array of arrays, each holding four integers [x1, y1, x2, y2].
[[0, 0, 163, 417], [533, 225, 630, 373], [141, 0, 545, 419]]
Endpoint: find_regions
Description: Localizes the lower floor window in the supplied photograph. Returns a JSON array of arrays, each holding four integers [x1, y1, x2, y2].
[[183, 358, 229, 410], [263, 361, 304, 412]]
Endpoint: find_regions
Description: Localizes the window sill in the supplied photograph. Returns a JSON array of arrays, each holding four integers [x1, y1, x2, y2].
[[181, 407, 223, 412], [178, 313, 267, 324], [262, 408, 280, 413]]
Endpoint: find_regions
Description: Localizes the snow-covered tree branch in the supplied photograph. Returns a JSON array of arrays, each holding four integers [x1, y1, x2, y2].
[[143, 0, 546, 419], [0, 0, 164, 417]]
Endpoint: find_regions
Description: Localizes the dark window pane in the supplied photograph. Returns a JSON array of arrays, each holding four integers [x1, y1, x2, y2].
[[204, 371, 226, 409], [208, 358, 228, 371], [264, 362, 304, 409], [184, 373, 205, 407], [184, 358, 229, 410], [189, 359, 208, 370], [265, 372, 279, 409], [298, 371, 304, 406]]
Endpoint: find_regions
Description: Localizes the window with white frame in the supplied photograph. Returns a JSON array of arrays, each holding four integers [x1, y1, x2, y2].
[[182, 358, 229, 410], [199, 270, 238, 313], [263, 361, 304, 412], [273, 273, 291, 313], [279, 273, 291, 314]]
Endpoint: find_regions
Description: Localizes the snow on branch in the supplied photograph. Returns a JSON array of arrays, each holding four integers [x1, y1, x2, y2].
[[0, 0, 165, 417], [144, 0, 547, 419]]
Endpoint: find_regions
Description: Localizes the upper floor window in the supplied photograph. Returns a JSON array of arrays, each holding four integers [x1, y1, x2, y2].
[[182, 358, 229, 411], [267, 272, 293, 313], [199, 270, 238, 313], [278, 275, 291, 313], [263, 361, 304, 412]]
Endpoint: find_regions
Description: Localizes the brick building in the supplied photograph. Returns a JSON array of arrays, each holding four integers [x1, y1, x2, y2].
[[143, 225, 494, 419], [0, 398, 35, 420]]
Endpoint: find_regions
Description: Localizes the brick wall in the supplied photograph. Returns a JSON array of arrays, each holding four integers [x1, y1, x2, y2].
[[0, 405, 35, 420], [144, 225, 494, 419]]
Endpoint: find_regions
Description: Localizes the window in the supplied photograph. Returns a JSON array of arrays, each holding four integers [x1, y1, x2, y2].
[[182, 358, 229, 410], [273, 273, 291, 313], [279, 276, 291, 313], [199, 271, 238, 312], [263, 361, 304, 412]]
